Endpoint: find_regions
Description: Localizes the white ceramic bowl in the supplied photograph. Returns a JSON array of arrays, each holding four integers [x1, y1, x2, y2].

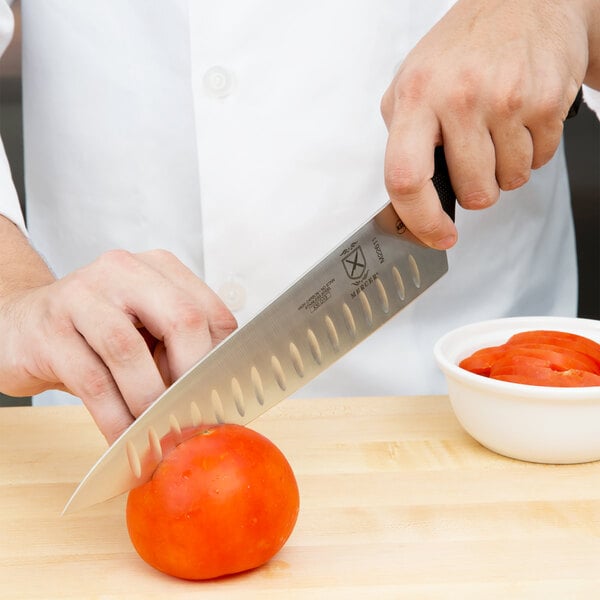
[[434, 316, 600, 464]]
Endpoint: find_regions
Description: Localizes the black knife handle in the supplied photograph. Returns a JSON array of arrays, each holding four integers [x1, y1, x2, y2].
[[430, 87, 583, 224], [432, 145, 456, 223], [566, 87, 583, 119]]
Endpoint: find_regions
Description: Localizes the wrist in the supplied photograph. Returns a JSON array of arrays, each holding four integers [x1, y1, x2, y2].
[[0, 216, 55, 298]]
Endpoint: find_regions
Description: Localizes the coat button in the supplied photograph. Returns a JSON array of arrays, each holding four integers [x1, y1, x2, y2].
[[203, 66, 235, 98], [218, 280, 246, 312]]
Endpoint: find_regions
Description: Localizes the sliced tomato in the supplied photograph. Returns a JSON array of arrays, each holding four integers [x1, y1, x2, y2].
[[458, 329, 600, 387], [459, 344, 508, 376], [507, 330, 600, 368], [501, 343, 600, 375], [490, 355, 600, 387]]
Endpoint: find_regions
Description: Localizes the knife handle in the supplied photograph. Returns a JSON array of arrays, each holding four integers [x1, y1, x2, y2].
[[566, 87, 583, 120], [432, 146, 456, 223], [431, 87, 583, 225]]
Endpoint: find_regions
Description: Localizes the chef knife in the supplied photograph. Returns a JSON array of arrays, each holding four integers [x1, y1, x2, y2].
[[63, 90, 585, 514], [64, 62, 582, 513], [63, 78, 584, 513], [63, 146, 455, 514]]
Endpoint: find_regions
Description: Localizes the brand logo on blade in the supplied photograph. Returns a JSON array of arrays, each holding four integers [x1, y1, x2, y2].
[[342, 244, 367, 280], [340, 241, 381, 299]]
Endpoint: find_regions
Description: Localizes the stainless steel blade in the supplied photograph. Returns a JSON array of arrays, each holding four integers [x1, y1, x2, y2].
[[63, 202, 448, 514]]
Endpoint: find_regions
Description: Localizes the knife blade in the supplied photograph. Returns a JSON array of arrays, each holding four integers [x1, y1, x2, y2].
[[63, 147, 455, 514]]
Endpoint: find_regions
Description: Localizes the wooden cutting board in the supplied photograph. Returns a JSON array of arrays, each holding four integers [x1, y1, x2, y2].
[[2, 396, 600, 599]]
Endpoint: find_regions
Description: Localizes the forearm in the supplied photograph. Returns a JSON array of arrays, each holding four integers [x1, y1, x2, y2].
[[0, 215, 55, 298]]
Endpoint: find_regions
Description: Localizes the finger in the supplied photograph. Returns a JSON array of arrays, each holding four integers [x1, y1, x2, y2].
[[136, 249, 237, 346], [441, 117, 500, 210], [49, 327, 136, 444], [520, 86, 569, 169], [490, 122, 534, 190], [153, 341, 171, 385], [384, 111, 457, 249], [138, 330, 170, 385], [75, 249, 217, 390], [133, 250, 237, 380], [527, 116, 565, 169], [68, 289, 168, 419]]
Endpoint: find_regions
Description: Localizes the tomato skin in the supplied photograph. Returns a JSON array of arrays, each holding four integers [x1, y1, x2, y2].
[[457, 344, 507, 376], [126, 424, 300, 580], [459, 330, 600, 387], [490, 355, 600, 387], [500, 343, 600, 374], [507, 330, 600, 368]]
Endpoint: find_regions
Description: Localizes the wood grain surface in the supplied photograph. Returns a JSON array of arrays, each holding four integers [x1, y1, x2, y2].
[[2, 396, 600, 599]]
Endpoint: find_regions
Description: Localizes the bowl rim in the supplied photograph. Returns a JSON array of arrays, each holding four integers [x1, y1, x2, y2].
[[434, 316, 600, 402]]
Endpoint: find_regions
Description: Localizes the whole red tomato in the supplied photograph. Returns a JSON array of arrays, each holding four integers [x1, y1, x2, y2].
[[126, 424, 300, 580]]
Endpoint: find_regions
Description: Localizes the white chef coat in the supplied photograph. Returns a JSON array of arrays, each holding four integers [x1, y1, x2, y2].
[[0, 0, 592, 406], [584, 85, 600, 114]]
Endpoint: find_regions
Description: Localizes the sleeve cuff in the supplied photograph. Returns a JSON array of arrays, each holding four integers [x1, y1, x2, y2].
[[0, 137, 27, 235], [583, 85, 600, 119]]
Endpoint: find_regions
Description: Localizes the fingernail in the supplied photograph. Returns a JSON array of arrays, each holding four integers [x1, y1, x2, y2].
[[434, 235, 456, 250]]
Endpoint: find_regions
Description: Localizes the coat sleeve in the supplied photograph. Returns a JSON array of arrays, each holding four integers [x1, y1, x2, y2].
[[583, 85, 600, 120], [0, 0, 27, 233]]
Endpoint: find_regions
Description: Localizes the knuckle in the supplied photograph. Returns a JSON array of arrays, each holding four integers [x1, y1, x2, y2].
[[536, 92, 564, 122], [101, 323, 146, 364], [395, 66, 431, 104], [78, 364, 117, 400], [142, 248, 177, 264], [448, 75, 479, 117], [491, 88, 524, 118], [382, 66, 432, 120], [51, 315, 75, 339], [169, 301, 237, 345], [411, 218, 447, 241], [385, 164, 424, 197], [457, 187, 499, 209], [97, 248, 136, 269], [173, 302, 210, 333], [210, 310, 238, 344], [498, 170, 530, 191], [83, 249, 139, 280]]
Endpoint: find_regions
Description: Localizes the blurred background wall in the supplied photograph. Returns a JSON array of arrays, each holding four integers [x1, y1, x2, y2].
[[0, 3, 598, 406]]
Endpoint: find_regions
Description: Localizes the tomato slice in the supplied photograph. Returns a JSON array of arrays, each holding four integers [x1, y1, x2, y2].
[[458, 344, 507, 376], [458, 329, 600, 387], [490, 355, 600, 387], [501, 343, 600, 374], [507, 330, 600, 368]]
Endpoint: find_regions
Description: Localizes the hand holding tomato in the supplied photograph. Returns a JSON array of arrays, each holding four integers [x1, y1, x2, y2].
[[126, 424, 300, 580]]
